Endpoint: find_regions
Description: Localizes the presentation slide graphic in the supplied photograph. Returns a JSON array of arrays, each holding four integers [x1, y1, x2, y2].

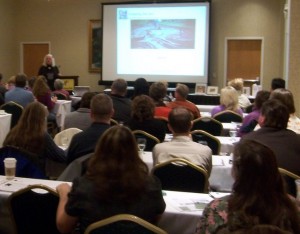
[[131, 19, 195, 49]]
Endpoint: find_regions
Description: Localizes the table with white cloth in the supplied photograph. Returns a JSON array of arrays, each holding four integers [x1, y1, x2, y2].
[[52, 100, 72, 130], [70, 95, 81, 107], [197, 105, 217, 113], [0, 176, 229, 234], [0, 113, 12, 147]]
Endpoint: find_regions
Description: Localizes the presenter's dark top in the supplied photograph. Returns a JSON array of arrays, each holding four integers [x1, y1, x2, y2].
[[38, 65, 60, 90]]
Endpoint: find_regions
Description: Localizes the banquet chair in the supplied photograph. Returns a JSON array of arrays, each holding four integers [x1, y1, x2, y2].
[[190, 130, 221, 155], [7, 184, 60, 234], [0, 101, 23, 129], [110, 118, 119, 126], [278, 168, 300, 197], [213, 110, 243, 123], [84, 214, 167, 234], [154, 116, 171, 133], [58, 152, 93, 182], [132, 130, 160, 151], [54, 92, 67, 100], [151, 158, 209, 193], [0, 146, 47, 179], [192, 117, 223, 136], [54, 127, 82, 148]]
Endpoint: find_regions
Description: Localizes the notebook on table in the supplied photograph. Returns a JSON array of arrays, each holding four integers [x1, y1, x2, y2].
[[72, 86, 90, 97]]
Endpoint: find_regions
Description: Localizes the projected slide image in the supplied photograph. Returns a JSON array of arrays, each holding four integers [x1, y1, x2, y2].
[[131, 19, 195, 49]]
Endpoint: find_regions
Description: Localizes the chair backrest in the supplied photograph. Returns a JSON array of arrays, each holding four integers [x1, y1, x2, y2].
[[190, 130, 221, 155], [58, 153, 93, 182], [54, 127, 83, 147], [84, 214, 167, 234], [110, 118, 119, 126], [151, 158, 209, 193], [192, 117, 223, 136], [54, 93, 67, 100], [0, 101, 23, 128], [278, 168, 300, 197], [0, 146, 47, 179], [7, 184, 60, 234], [132, 130, 160, 151], [213, 110, 243, 123], [154, 116, 171, 134]]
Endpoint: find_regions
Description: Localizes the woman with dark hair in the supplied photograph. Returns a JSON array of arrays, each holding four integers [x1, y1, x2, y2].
[[56, 125, 166, 234], [238, 90, 270, 137], [127, 94, 166, 142], [132, 77, 149, 99], [270, 88, 300, 134], [195, 140, 300, 234], [149, 82, 171, 118], [3, 102, 66, 171], [32, 75, 57, 122]]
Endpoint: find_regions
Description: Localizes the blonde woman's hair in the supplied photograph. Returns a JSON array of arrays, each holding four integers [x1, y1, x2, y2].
[[42, 54, 56, 66], [220, 86, 239, 111], [228, 78, 244, 92]]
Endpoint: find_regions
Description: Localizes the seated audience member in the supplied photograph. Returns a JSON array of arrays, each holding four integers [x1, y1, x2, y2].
[[227, 78, 251, 110], [242, 99, 300, 191], [167, 83, 200, 119], [4, 73, 34, 108], [56, 125, 166, 234], [67, 94, 113, 164], [32, 75, 57, 123], [27, 76, 36, 92], [132, 77, 149, 99], [211, 86, 243, 117], [271, 77, 285, 91], [149, 82, 172, 119], [52, 79, 70, 100], [3, 102, 66, 173], [64, 92, 96, 131], [5, 76, 16, 91], [269, 88, 300, 134], [110, 78, 132, 124], [238, 90, 270, 137], [153, 107, 212, 175], [195, 139, 300, 234], [127, 95, 166, 143]]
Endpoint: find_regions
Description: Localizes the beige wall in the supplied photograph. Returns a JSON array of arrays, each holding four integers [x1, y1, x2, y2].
[[0, 0, 295, 97], [210, 0, 285, 88], [289, 0, 300, 115]]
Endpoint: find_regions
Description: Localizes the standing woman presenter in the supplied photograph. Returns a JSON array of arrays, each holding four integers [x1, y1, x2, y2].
[[38, 54, 61, 91]]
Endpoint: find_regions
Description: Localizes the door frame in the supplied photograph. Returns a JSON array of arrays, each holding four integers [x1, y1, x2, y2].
[[224, 37, 264, 87], [20, 41, 51, 73]]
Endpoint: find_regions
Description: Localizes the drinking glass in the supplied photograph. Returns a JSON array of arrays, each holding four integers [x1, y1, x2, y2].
[[137, 138, 147, 156]]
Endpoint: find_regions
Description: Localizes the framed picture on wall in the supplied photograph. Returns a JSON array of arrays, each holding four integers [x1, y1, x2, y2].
[[195, 83, 207, 94], [89, 19, 102, 73], [207, 86, 219, 95]]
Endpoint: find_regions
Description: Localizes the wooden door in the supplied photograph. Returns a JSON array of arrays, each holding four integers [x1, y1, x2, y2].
[[22, 43, 49, 78], [226, 39, 262, 87]]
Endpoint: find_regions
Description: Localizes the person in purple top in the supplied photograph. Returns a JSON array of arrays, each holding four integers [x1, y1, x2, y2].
[[211, 86, 243, 117], [238, 90, 270, 137]]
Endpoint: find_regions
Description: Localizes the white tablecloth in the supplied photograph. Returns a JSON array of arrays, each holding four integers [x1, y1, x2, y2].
[[197, 105, 217, 113], [52, 100, 72, 129], [0, 114, 12, 147], [0, 176, 229, 234]]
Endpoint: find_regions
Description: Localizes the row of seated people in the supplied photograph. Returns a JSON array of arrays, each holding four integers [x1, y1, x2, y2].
[[3, 123, 300, 234], [1, 96, 300, 197]]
